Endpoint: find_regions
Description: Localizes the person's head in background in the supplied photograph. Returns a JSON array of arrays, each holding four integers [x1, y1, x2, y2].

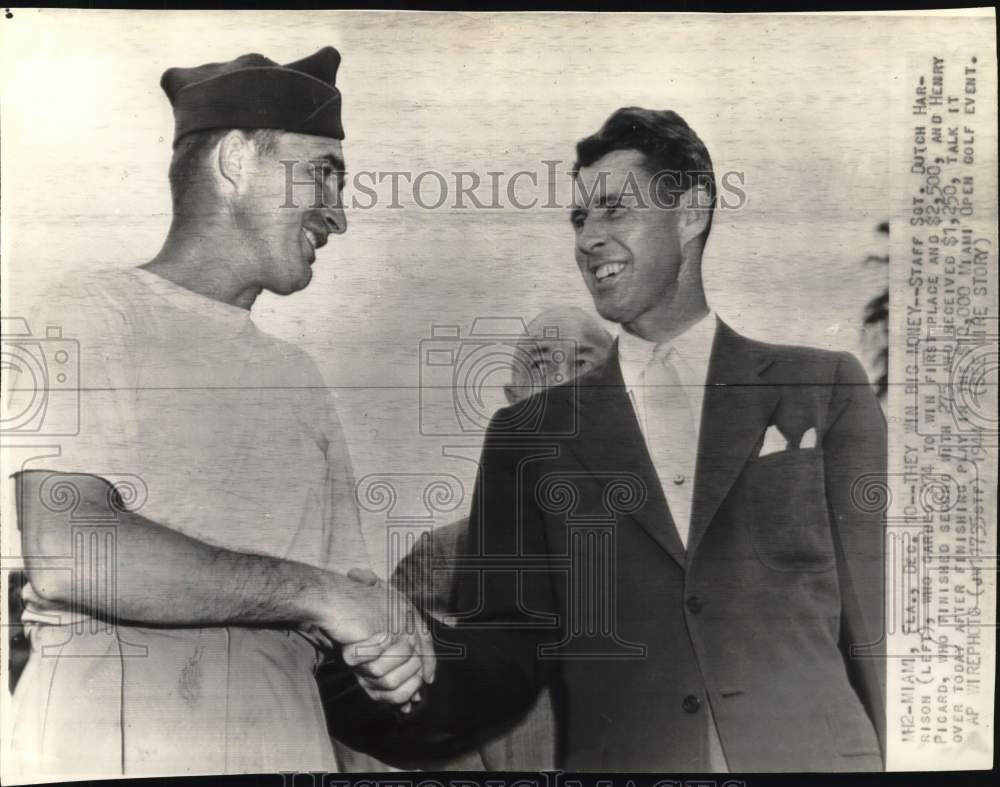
[[504, 306, 614, 405]]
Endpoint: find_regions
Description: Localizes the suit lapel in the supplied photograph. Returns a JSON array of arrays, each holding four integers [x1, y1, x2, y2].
[[687, 321, 780, 561], [568, 343, 687, 568]]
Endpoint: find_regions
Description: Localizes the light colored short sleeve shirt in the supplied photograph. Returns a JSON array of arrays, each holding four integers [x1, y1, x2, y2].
[[9, 267, 369, 779]]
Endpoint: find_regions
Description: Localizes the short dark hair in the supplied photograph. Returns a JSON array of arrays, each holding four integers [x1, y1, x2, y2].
[[574, 107, 716, 218], [168, 128, 282, 212]]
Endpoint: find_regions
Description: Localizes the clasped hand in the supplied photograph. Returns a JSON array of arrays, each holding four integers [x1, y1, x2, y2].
[[311, 567, 436, 712]]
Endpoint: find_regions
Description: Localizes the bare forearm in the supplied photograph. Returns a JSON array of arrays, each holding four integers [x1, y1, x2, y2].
[[90, 511, 332, 626], [18, 470, 346, 629]]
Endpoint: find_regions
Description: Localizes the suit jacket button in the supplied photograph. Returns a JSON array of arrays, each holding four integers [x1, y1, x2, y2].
[[686, 596, 703, 614], [682, 694, 701, 714]]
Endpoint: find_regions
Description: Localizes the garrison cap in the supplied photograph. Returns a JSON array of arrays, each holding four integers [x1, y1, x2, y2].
[[161, 46, 344, 145]]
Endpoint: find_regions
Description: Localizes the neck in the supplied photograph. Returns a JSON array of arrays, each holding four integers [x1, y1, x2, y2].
[[141, 218, 263, 310], [622, 264, 710, 344], [623, 297, 710, 344]]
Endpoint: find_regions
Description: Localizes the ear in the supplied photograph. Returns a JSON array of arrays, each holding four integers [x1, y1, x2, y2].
[[503, 383, 521, 406], [678, 185, 713, 247], [217, 130, 251, 194]]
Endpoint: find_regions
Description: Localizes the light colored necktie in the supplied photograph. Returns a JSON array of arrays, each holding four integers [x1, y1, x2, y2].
[[641, 343, 730, 771], [641, 343, 699, 548]]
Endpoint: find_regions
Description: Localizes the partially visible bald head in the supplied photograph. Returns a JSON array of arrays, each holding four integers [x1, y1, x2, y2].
[[524, 306, 612, 349], [505, 306, 614, 405]]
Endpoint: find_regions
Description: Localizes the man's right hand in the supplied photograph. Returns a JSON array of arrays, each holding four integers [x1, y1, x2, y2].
[[17, 469, 431, 712], [311, 569, 436, 709]]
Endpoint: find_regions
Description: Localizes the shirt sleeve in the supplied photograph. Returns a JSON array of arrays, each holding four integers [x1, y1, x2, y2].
[[8, 277, 143, 630], [278, 343, 371, 576], [8, 276, 141, 486]]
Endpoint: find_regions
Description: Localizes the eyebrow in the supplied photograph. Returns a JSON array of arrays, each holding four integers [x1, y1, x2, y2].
[[569, 191, 623, 222], [316, 153, 347, 190], [312, 152, 346, 174], [595, 192, 623, 207]]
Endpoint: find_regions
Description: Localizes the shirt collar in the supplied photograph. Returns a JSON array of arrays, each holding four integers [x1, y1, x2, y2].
[[618, 311, 718, 394], [130, 267, 254, 331]]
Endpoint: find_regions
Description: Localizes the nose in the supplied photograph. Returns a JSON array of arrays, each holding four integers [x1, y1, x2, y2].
[[315, 175, 346, 234], [575, 219, 606, 257], [321, 200, 347, 236]]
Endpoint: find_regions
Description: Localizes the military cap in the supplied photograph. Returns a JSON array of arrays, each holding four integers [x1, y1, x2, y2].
[[161, 46, 344, 145]]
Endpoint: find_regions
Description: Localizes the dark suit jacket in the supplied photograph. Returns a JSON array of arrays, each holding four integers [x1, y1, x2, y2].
[[387, 518, 557, 771], [392, 518, 468, 621], [328, 321, 886, 772]]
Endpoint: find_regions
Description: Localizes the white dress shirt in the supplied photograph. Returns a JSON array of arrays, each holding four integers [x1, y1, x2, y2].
[[618, 312, 729, 771], [618, 312, 717, 547]]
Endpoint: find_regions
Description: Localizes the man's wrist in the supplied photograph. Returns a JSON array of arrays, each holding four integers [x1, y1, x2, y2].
[[296, 563, 341, 627]]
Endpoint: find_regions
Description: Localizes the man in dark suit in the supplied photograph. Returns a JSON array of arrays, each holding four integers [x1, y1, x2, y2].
[[391, 306, 613, 771], [343, 107, 886, 772], [326, 307, 613, 770]]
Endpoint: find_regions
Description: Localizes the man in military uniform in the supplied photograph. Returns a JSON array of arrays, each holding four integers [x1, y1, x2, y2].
[[10, 47, 429, 780]]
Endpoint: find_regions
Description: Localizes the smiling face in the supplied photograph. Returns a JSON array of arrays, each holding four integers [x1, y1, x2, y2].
[[235, 131, 347, 295], [572, 148, 694, 337]]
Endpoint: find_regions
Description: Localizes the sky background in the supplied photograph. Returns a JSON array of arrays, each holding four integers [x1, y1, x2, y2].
[[3, 9, 974, 572]]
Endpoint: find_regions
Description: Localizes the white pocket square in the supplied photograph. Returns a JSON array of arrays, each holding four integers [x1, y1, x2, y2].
[[759, 424, 787, 457], [800, 426, 818, 449]]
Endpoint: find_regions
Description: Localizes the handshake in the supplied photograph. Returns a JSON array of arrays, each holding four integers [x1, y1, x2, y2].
[[305, 565, 436, 714]]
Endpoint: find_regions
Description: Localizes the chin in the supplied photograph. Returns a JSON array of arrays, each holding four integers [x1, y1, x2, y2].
[[266, 269, 312, 297], [288, 258, 314, 290], [592, 297, 628, 326]]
